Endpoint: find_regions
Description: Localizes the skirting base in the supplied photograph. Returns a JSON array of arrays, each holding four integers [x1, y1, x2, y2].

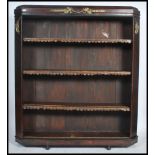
[[16, 136, 138, 148]]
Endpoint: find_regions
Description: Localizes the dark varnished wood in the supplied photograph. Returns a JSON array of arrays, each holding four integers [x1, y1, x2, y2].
[[15, 14, 23, 138], [22, 45, 131, 71], [22, 78, 131, 104], [23, 111, 130, 134], [130, 16, 140, 138], [16, 136, 138, 147], [23, 103, 130, 112], [15, 5, 140, 148], [23, 70, 131, 76], [15, 5, 140, 17], [23, 131, 130, 138], [23, 38, 132, 44]]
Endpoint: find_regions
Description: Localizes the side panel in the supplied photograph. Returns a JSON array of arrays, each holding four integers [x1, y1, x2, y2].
[[130, 15, 140, 137], [15, 13, 23, 138]]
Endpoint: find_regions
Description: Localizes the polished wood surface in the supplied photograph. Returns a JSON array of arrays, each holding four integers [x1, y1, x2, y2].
[[23, 70, 131, 76], [15, 5, 140, 148], [23, 103, 130, 112], [23, 38, 132, 44]]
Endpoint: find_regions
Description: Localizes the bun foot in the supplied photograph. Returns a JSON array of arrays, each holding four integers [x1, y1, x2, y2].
[[106, 146, 111, 150], [45, 145, 50, 150]]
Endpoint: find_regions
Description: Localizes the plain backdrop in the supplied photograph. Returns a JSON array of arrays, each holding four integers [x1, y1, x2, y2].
[[8, 1, 147, 153]]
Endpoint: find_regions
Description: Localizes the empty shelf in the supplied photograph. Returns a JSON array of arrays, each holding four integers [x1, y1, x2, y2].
[[23, 70, 131, 76], [23, 131, 129, 139], [23, 103, 130, 112], [23, 38, 132, 44]]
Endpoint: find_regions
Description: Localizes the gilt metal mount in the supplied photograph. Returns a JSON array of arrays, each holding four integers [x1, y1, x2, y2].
[[50, 7, 106, 14], [15, 17, 21, 34], [135, 22, 139, 34]]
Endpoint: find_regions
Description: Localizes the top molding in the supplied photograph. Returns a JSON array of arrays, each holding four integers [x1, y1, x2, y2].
[[14, 5, 140, 17]]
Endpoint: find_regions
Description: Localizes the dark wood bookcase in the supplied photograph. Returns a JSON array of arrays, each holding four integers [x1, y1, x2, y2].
[[15, 5, 140, 149]]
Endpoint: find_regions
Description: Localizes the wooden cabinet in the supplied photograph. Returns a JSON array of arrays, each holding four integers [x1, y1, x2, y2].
[[15, 5, 140, 149]]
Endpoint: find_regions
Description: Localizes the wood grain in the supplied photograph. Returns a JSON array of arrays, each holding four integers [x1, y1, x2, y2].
[[23, 103, 130, 112], [23, 70, 131, 76], [15, 5, 139, 147], [23, 38, 132, 44]]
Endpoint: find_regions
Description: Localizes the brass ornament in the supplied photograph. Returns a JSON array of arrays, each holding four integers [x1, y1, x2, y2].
[[82, 8, 92, 14], [15, 17, 21, 34], [50, 7, 73, 14], [135, 22, 139, 34], [63, 7, 73, 14], [50, 7, 106, 14]]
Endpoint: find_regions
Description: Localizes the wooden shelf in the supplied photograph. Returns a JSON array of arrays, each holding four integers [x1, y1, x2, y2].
[[23, 103, 130, 112], [23, 131, 129, 139], [23, 38, 132, 44], [23, 70, 131, 76]]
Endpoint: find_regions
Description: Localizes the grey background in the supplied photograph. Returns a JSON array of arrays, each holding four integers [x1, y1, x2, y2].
[[9, 1, 147, 153]]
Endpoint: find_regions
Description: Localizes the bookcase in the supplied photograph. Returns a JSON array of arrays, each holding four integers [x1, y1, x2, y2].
[[15, 5, 140, 149]]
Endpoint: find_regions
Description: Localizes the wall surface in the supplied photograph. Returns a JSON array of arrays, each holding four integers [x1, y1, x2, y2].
[[9, 1, 147, 153]]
